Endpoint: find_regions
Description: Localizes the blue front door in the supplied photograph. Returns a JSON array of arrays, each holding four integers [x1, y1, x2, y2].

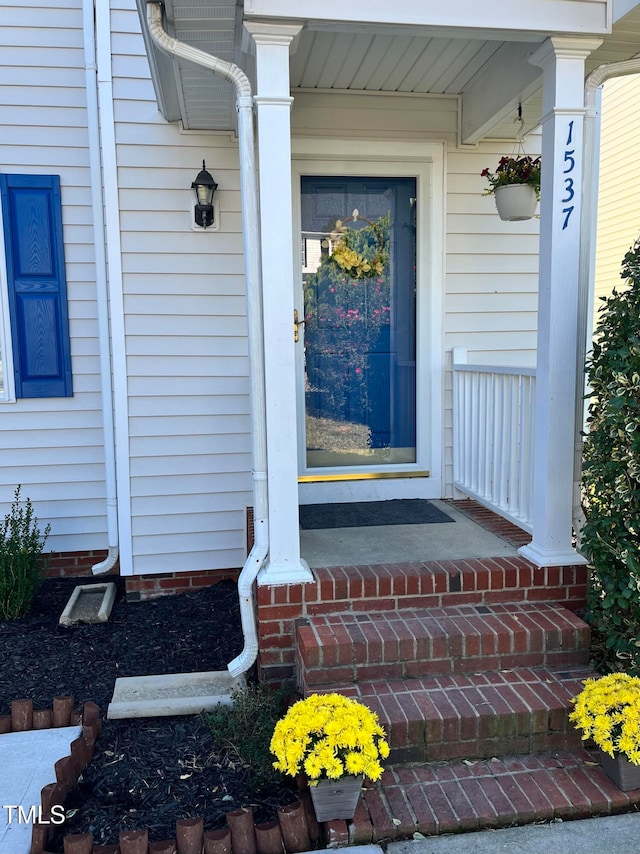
[[301, 176, 417, 471]]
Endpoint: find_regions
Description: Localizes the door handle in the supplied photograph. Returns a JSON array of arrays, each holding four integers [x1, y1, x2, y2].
[[294, 309, 305, 343]]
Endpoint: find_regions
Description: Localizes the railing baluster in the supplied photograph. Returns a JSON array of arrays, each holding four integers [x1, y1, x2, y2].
[[452, 356, 535, 533], [508, 374, 519, 515]]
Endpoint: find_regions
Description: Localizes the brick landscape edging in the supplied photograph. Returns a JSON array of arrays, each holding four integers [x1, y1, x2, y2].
[[44, 794, 320, 854]]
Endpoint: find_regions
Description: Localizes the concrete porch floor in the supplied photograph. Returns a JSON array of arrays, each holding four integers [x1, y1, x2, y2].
[[300, 499, 529, 569]]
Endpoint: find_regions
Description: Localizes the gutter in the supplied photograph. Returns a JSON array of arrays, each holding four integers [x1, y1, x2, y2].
[[82, 0, 119, 574], [145, 2, 268, 677], [573, 56, 640, 547]]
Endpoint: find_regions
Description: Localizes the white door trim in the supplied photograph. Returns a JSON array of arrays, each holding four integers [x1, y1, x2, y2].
[[291, 139, 445, 503]]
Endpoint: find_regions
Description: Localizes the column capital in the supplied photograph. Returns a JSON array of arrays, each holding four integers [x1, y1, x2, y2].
[[253, 95, 295, 109], [243, 21, 303, 50], [531, 36, 603, 115], [244, 21, 302, 95], [529, 36, 603, 70]]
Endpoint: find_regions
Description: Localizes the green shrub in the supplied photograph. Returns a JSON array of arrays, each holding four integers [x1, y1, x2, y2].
[[0, 486, 50, 620], [582, 238, 640, 673], [206, 683, 294, 787]]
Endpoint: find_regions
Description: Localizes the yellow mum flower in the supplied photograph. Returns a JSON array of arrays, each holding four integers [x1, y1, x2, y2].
[[304, 755, 323, 780], [570, 674, 640, 765], [269, 693, 389, 782]]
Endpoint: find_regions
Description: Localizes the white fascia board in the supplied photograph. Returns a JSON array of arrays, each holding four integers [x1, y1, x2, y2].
[[461, 42, 543, 145], [244, 0, 611, 36]]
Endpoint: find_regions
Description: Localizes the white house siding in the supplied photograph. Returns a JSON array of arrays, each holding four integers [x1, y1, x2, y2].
[[0, 0, 107, 551], [444, 144, 539, 494], [594, 74, 640, 323], [291, 91, 539, 495], [112, 0, 252, 575], [0, 1, 544, 565]]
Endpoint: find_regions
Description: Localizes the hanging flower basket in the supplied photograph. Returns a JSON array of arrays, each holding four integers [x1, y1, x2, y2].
[[481, 155, 541, 222], [493, 184, 538, 222]]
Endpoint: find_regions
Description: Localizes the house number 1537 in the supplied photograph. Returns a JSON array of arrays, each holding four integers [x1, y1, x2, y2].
[[561, 120, 575, 230]]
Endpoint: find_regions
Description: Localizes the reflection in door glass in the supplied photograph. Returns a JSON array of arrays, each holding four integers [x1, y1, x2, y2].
[[301, 177, 417, 469]]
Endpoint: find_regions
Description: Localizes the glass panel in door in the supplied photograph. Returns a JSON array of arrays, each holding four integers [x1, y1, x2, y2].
[[301, 176, 417, 470]]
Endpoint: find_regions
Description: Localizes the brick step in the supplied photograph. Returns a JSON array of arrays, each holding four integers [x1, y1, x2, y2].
[[309, 558, 587, 614], [296, 602, 590, 690], [334, 750, 640, 844], [326, 666, 596, 764], [257, 556, 588, 684]]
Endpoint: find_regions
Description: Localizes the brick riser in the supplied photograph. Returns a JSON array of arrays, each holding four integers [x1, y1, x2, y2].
[[295, 600, 594, 763], [297, 602, 590, 691], [308, 558, 586, 614], [337, 750, 640, 845], [256, 557, 588, 683], [328, 665, 593, 763]]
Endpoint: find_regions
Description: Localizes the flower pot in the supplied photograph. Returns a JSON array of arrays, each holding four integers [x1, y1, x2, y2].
[[309, 775, 363, 822], [599, 751, 640, 792], [493, 184, 538, 221]]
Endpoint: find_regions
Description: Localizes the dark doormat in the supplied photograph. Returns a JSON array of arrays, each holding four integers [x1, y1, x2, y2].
[[299, 498, 455, 530]]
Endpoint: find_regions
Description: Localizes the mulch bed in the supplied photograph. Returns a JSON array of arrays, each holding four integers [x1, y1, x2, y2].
[[0, 577, 298, 850]]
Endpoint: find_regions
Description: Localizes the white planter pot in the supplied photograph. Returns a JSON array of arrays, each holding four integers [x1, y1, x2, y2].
[[599, 751, 640, 792], [493, 184, 538, 221], [309, 775, 363, 822]]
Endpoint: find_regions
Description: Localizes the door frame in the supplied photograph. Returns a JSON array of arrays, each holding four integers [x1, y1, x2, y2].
[[291, 138, 445, 503]]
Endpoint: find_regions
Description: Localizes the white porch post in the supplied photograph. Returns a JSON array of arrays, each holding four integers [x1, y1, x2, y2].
[[518, 37, 601, 568], [245, 21, 313, 585]]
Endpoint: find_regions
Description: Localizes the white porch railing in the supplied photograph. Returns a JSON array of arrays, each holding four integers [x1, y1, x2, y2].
[[452, 347, 536, 533]]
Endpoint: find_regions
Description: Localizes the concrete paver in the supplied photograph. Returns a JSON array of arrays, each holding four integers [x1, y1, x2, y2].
[[107, 670, 246, 718]]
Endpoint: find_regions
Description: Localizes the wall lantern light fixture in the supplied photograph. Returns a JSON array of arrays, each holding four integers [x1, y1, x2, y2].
[[191, 160, 218, 229]]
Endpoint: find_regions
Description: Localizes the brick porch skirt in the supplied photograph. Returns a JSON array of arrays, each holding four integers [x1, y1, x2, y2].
[[43, 550, 114, 578], [41, 550, 239, 600]]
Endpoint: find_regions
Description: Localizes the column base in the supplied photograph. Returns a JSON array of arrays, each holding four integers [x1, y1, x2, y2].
[[257, 557, 314, 586], [518, 542, 588, 568]]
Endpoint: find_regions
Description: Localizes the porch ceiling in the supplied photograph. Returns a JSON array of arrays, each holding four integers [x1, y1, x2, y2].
[[138, 0, 640, 139]]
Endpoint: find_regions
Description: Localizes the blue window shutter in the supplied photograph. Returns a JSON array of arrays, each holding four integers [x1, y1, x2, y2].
[[0, 174, 72, 397]]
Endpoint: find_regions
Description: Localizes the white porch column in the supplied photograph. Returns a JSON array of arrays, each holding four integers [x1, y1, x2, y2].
[[518, 37, 601, 568], [245, 21, 313, 585]]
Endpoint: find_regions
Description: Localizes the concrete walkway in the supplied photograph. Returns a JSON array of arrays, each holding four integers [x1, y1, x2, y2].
[[0, 726, 81, 854], [386, 812, 640, 853]]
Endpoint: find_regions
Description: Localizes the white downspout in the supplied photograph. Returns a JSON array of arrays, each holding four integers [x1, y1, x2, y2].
[[573, 56, 640, 547], [146, 2, 268, 677], [82, 0, 119, 574]]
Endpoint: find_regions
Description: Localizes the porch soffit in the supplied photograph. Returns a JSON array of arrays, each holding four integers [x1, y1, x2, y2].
[[137, 0, 640, 138]]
